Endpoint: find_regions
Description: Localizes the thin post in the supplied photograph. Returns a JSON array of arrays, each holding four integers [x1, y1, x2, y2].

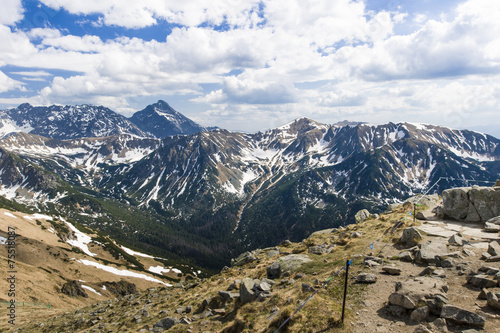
[[341, 260, 350, 324], [413, 204, 416, 223]]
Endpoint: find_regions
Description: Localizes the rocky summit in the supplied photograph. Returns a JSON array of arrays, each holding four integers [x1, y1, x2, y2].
[[3, 190, 500, 333]]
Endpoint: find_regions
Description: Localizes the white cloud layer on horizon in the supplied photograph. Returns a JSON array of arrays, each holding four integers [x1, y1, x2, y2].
[[0, 0, 499, 136]]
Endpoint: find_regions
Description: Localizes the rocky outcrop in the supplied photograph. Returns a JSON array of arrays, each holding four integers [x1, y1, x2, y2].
[[61, 280, 88, 298], [442, 186, 500, 222], [266, 254, 312, 279], [102, 280, 137, 297]]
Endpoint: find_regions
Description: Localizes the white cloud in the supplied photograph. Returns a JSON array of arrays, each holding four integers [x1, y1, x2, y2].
[[0, 0, 23, 25], [0, 71, 24, 93]]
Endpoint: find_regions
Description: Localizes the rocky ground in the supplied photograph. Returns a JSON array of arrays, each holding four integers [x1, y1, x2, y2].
[[4, 195, 500, 333]]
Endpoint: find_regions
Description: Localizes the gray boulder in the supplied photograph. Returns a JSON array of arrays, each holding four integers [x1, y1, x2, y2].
[[486, 216, 500, 225], [485, 222, 500, 232], [382, 266, 402, 275], [355, 209, 371, 223], [416, 212, 427, 220], [466, 274, 498, 289], [488, 240, 500, 257], [266, 254, 312, 279], [442, 186, 500, 222], [400, 227, 423, 247], [240, 278, 257, 304], [417, 240, 448, 264], [388, 277, 448, 312], [356, 273, 377, 284], [308, 245, 326, 255], [153, 317, 179, 331], [486, 290, 500, 310], [440, 305, 485, 327], [231, 251, 257, 267], [410, 306, 429, 323], [448, 233, 467, 246]]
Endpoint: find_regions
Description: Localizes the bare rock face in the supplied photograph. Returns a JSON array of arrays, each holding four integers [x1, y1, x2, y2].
[[442, 186, 500, 222]]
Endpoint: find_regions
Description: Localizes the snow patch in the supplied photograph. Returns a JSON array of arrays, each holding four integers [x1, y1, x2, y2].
[[4, 212, 17, 219], [78, 259, 171, 286], [82, 285, 102, 296], [120, 245, 154, 258], [63, 218, 96, 257]]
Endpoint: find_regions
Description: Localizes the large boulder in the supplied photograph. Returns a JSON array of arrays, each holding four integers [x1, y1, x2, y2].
[[442, 186, 500, 222], [231, 251, 257, 267], [266, 254, 312, 279], [416, 240, 448, 264], [355, 209, 371, 223], [400, 227, 423, 247], [388, 277, 448, 312]]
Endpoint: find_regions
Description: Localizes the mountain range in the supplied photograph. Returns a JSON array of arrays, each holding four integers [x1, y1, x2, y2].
[[0, 101, 499, 270]]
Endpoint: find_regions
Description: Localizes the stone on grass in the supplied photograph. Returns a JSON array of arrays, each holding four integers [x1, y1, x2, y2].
[[355, 209, 371, 223], [356, 273, 378, 284], [231, 251, 257, 267], [400, 227, 423, 247], [153, 317, 179, 331], [240, 278, 256, 304], [416, 212, 427, 220], [308, 245, 326, 255], [266, 254, 312, 279], [399, 251, 414, 262]]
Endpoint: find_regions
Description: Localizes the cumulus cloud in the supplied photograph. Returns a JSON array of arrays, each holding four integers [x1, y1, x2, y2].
[[0, 0, 23, 25], [0, 70, 24, 93]]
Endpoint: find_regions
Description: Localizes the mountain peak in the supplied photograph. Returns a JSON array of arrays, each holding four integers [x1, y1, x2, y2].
[[129, 101, 206, 138]]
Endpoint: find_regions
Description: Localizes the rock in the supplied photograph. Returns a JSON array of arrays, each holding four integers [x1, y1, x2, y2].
[[267, 249, 280, 258], [398, 251, 414, 262], [218, 290, 239, 301], [387, 203, 400, 211], [485, 222, 500, 232], [254, 281, 272, 292], [467, 274, 498, 289], [281, 240, 293, 247], [355, 209, 371, 223], [385, 304, 405, 317], [61, 280, 88, 298], [486, 255, 500, 262], [382, 266, 402, 275], [448, 233, 467, 246], [413, 324, 432, 333], [240, 278, 257, 304], [231, 251, 257, 267], [410, 306, 429, 323], [405, 194, 440, 208], [302, 283, 316, 293], [388, 277, 448, 312], [488, 240, 500, 257], [266, 254, 312, 279], [416, 212, 427, 220], [400, 227, 423, 247], [440, 305, 485, 327], [103, 281, 137, 297], [486, 290, 500, 310], [153, 317, 179, 331], [417, 240, 448, 264], [442, 186, 500, 222], [487, 216, 500, 225], [350, 232, 362, 238], [389, 293, 416, 310], [308, 245, 326, 255], [433, 206, 445, 219], [356, 273, 377, 284]]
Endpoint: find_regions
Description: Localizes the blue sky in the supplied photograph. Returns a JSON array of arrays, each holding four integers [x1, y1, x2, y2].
[[1, 0, 499, 137]]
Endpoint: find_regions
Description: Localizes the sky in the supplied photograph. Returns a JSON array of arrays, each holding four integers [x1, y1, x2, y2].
[[1, 0, 499, 137]]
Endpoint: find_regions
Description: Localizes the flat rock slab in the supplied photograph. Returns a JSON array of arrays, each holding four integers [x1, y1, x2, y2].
[[417, 220, 499, 240], [418, 240, 448, 263], [382, 266, 402, 275], [441, 305, 485, 327]]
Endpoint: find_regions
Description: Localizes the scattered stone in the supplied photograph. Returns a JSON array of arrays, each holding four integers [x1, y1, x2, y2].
[[413, 324, 432, 333], [231, 251, 257, 267], [218, 290, 239, 301], [448, 233, 468, 246], [302, 283, 316, 293], [240, 278, 256, 304], [308, 245, 326, 255], [398, 251, 414, 262], [481, 252, 492, 260], [486, 290, 500, 310], [355, 209, 371, 223], [488, 240, 500, 257], [440, 305, 485, 327], [388, 277, 448, 312], [153, 317, 179, 331], [382, 266, 402, 275], [267, 248, 280, 258], [484, 222, 500, 232], [350, 232, 362, 238], [356, 273, 377, 284], [281, 240, 293, 247], [179, 317, 191, 325], [410, 306, 429, 323], [385, 304, 405, 317], [416, 212, 427, 220], [389, 293, 416, 310], [486, 255, 500, 262], [212, 309, 226, 316], [400, 227, 423, 247]]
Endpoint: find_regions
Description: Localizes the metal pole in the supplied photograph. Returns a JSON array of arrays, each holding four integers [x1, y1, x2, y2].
[[341, 260, 350, 324], [413, 204, 416, 223]]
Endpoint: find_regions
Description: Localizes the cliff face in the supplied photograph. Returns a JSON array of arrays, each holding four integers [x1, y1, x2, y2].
[[442, 185, 500, 222]]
